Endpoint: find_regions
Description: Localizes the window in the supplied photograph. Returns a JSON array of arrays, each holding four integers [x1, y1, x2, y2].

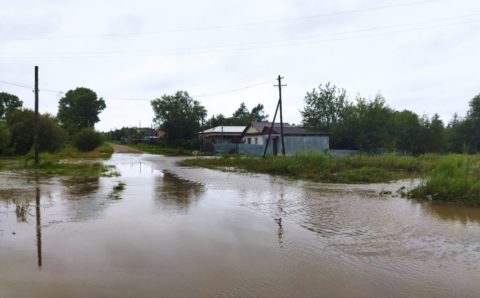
[[247, 138, 251, 144], [254, 137, 258, 145]]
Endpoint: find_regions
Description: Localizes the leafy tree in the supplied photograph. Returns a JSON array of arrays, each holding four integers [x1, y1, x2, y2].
[[392, 110, 422, 154], [233, 102, 249, 118], [0, 92, 22, 119], [204, 103, 268, 128], [446, 113, 468, 153], [204, 114, 227, 128], [6, 109, 66, 155], [301, 83, 349, 132], [464, 94, 480, 152], [0, 122, 11, 154], [151, 91, 207, 141], [58, 88, 106, 135], [250, 103, 268, 122], [350, 95, 394, 152]]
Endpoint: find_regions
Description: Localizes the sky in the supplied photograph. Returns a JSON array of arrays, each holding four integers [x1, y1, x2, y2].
[[1, 0, 479, 131]]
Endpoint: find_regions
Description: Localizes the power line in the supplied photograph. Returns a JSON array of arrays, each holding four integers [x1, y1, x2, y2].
[[0, 13, 478, 60], [0, 0, 441, 42], [0, 78, 275, 101]]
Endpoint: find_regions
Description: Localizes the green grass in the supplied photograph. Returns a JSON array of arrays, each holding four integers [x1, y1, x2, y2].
[[409, 154, 480, 206], [0, 143, 116, 177], [54, 143, 114, 159], [182, 153, 430, 183], [127, 143, 193, 156]]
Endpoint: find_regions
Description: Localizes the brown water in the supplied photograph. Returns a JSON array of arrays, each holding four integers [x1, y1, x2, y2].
[[1, 153, 479, 298]]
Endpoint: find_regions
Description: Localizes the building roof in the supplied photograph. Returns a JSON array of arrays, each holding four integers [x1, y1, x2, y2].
[[199, 126, 245, 135], [243, 122, 328, 136]]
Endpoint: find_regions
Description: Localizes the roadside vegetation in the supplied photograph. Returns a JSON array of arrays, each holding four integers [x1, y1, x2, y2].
[[182, 153, 431, 183], [0, 88, 113, 178], [183, 153, 480, 206]]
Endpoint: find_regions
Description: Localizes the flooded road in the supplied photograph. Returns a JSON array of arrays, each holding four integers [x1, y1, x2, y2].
[[1, 153, 480, 297]]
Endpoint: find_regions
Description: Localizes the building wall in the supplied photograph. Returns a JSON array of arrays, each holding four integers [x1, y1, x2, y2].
[[243, 135, 263, 145], [214, 135, 329, 156]]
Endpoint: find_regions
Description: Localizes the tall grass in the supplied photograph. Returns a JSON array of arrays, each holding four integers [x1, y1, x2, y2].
[[410, 155, 480, 206]]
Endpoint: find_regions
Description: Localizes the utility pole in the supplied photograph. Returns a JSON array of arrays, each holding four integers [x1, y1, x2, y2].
[[275, 75, 287, 156], [34, 66, 39, 166]]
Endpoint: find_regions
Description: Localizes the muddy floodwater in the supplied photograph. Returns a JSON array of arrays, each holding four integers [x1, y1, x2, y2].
[[1, 154, 480, 297]]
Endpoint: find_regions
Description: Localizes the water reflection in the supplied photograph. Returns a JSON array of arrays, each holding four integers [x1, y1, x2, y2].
[[155, 171, 204, 212], [15, 199, 30, 223], [61, 177, 100, 198], [420, 202, 480, 224], [35, 186, 42, 268]]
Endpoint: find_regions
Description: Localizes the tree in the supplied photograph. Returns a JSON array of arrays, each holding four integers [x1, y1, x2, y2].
[[0, 122, 11, 154], [301, 83, 349, 132], [250, 103, 268, 122], [464, 94, 480, 152], [0, 92, 22, 119], [58, 88, 106, 135], [391, 110, 422, 154], [151, 91, 207, 141], [233, 102, 249, 118], [6, 109, 66, 155]]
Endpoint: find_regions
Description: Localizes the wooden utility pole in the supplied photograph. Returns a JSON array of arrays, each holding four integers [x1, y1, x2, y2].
[[262, 99, 280, 158], [34, 66, 39, 166], [275, 75, 287, 156]]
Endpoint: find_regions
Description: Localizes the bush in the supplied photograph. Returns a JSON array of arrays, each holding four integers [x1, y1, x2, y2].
[[73, 128, 103, 152], [6, 109, 66, 155]]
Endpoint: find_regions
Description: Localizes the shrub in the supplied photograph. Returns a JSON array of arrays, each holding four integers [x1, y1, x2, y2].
[[6, 109, 66, 155], [73, 128, 103, 152]]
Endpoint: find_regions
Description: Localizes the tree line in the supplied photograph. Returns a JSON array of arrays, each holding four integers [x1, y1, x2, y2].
[[0, 88, 106, 156], [301, 83, 480, 154], [106, 91, 269, 147]]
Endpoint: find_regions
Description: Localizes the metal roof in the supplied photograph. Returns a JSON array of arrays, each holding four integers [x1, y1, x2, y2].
[[199, 126, 246, 135]]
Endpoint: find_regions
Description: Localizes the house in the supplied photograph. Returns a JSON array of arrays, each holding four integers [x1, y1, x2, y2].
[[241, 122, 329, 155], [142, 128, 166, 143], [198, 126, 245, 151]]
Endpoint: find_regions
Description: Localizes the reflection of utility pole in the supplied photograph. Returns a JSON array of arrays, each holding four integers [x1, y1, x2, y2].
[[275, 193, 285, 247], [35, 186, 42, 268]]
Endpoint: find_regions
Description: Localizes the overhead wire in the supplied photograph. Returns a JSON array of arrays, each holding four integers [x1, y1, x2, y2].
[[0, 78, 275, 101], [0, 0, 442, 42], [0, 12, 478, 60]]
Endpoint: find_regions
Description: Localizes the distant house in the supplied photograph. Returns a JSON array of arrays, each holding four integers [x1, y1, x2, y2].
[[241, 122, 329, 155], [142, 128, 166, 143], [198, 126, 245, 151]]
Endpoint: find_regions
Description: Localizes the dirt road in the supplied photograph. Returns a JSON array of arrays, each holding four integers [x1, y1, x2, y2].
[[108, 143, 143, 153]]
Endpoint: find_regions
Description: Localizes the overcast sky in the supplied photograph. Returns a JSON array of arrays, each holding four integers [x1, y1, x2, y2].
[[1, 0, 479, 131]]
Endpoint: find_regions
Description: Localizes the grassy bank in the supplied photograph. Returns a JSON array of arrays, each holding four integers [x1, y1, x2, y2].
[[182, 153, 433, 183], [0, 143, 117, 177], [125, 143, 193, 156], [409, 155, 480, 206], [183, 153, 480, 206]]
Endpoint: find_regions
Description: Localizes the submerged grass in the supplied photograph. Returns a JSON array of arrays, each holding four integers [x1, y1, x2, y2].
[[126, 143, 193, 156]]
